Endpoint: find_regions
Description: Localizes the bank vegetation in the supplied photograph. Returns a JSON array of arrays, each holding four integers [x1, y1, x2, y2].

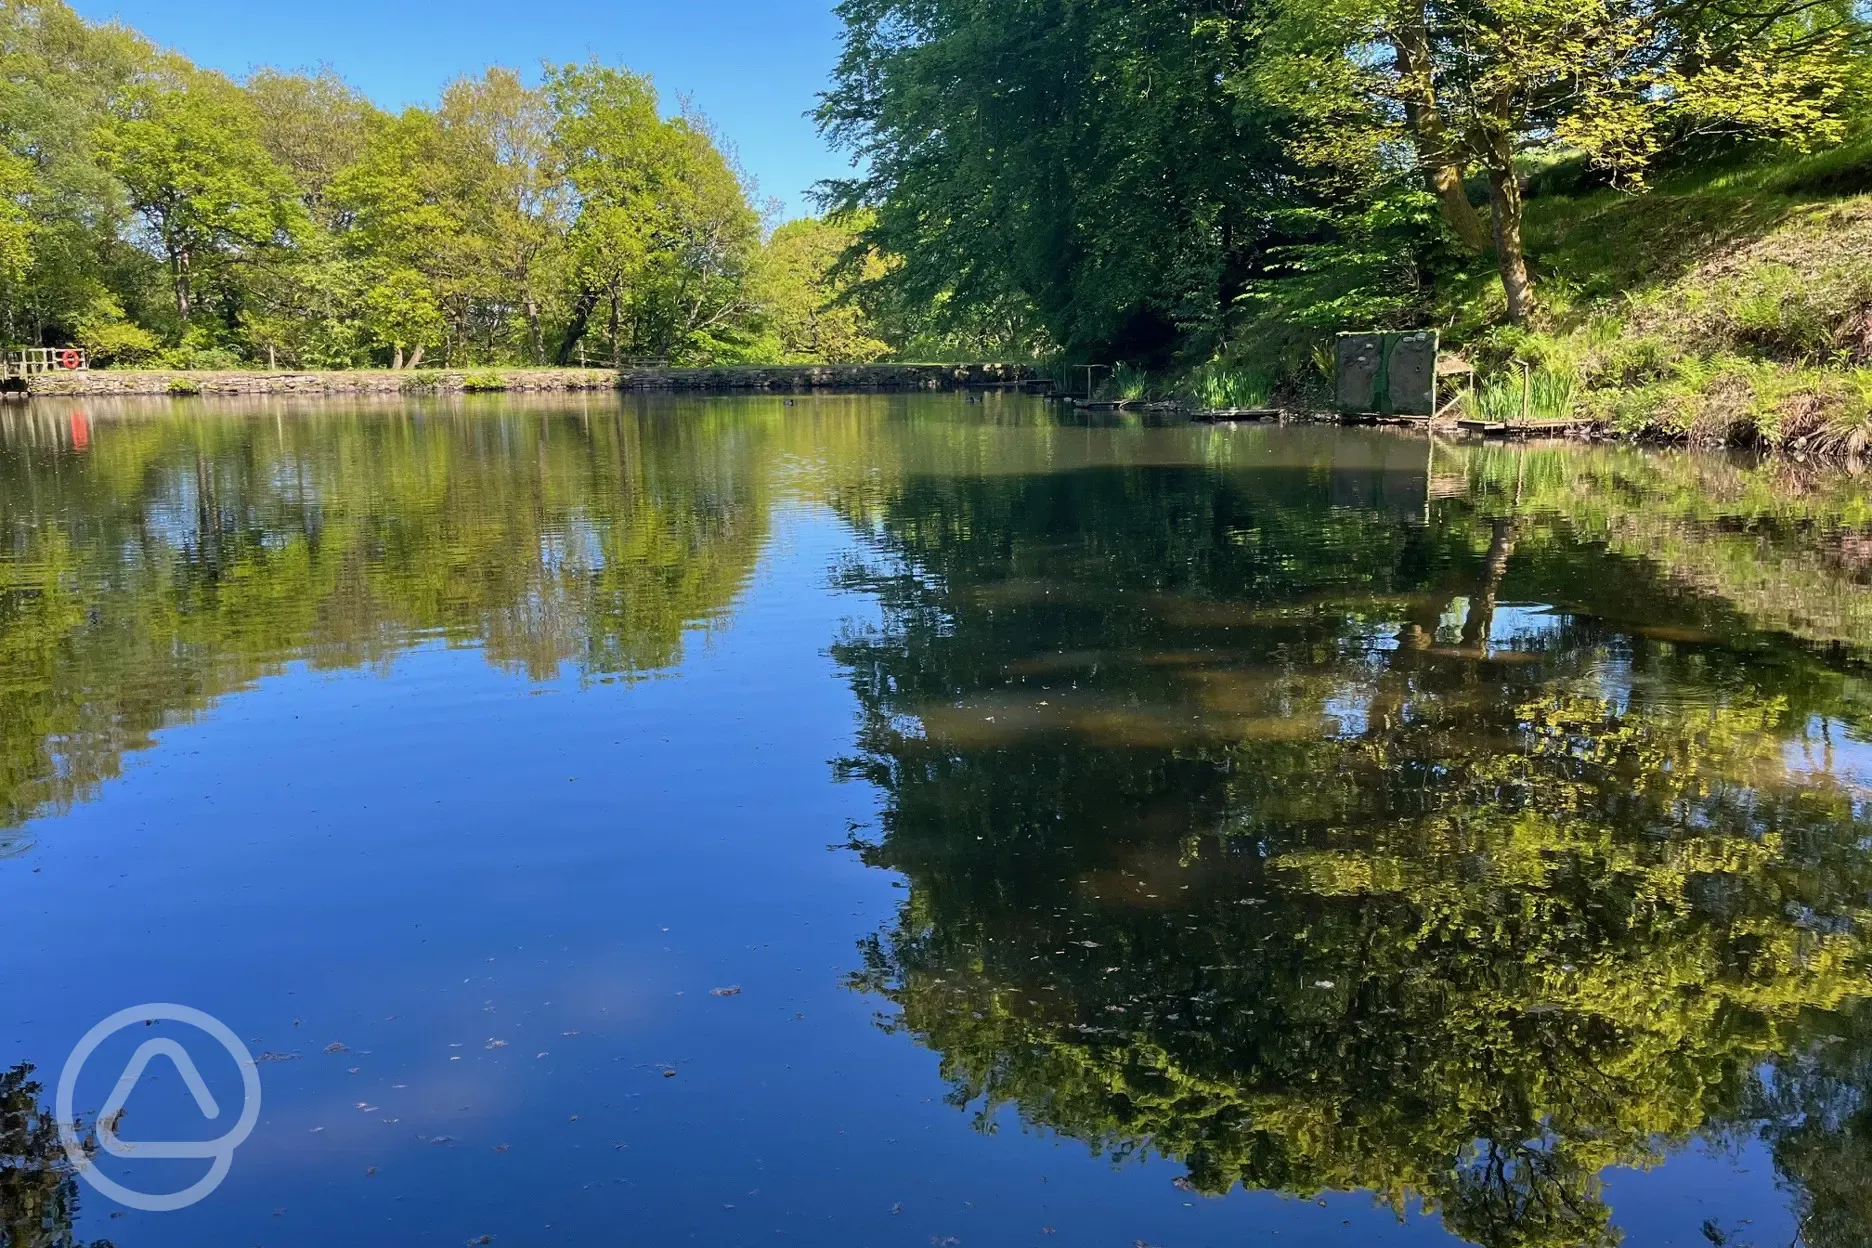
[[818, 0, 1872, 450]]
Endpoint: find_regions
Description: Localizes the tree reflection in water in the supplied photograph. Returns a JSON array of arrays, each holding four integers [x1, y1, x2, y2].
[[830, 445, 1872, 1248], [1, 1065, 107, 1248]]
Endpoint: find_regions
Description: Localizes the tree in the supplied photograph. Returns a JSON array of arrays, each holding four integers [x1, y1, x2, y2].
[[751, 214, 891, 363], [436, 68, 566, 362], [325, 108, 475, 365], [545, 61, 664, 364], [545, 62, 762, 364], [0, 0, 148, 347], [1, 1, 865, 366], [360, 267, 444, 368], [98, 61, 304, 325], [818, 0, 1303, 364], [0, 153, 33, 296], [244, 65, 375, 223], [1260, 0, 1870, 320], [639, 105, 764, 361]]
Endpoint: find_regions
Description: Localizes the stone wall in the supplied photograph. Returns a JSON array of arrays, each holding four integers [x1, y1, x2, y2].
[[21, 368, 619, 398], [19, 363, 1038, 399], [616, 363, 1038, 391]]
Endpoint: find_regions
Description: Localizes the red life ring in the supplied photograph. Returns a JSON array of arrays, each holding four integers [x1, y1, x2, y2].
[[57, 349, 82, 370]]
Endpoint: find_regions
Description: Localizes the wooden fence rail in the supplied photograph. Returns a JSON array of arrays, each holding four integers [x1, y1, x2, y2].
[[5, 347, 88, 377]]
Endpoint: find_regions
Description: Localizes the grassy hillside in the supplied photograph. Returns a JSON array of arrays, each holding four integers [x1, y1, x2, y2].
[[1440, 137, 1872, 449]]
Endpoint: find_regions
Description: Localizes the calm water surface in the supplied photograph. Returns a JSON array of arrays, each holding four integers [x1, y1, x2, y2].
[[3, 394, 1872, 1248]]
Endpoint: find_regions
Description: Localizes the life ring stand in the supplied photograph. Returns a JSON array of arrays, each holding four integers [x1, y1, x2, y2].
[[57, 348, 82, 370]]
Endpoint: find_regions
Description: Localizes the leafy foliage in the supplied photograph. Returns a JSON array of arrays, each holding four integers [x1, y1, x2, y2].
[[819, 0, 1871, 383], [0, 1, 895, 368], [817, 0, 1319, 365]]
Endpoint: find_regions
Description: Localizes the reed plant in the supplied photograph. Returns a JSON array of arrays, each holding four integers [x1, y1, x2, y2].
[[1189, 362, 1274, 409]]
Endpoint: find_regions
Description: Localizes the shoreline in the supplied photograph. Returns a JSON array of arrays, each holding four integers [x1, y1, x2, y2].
[[11, 362, 1040, 398], [6, 374, 1844, 462]]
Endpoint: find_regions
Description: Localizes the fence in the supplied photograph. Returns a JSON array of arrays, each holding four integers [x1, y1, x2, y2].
[[567, 341, 671, 370], [5, 347, 88, 377]]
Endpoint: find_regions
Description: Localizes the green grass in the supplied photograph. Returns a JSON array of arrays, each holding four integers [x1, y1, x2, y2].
[[462, 370, 509, 393], [1120, 132, 1872, 453], [1439, 134, 1872, 449]]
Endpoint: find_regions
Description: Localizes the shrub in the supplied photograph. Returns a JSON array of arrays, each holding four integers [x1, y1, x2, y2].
[[156, 343, 244, 371], [1109, 364, 1150, 402], [1597, 334, 1678, 386], [462, 369, 508, 393], [166, 377, 203, 396], [75, 296, 159, 367], [399, 369, 443, 392]]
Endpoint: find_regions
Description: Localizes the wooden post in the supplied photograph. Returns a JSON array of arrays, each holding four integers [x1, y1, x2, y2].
[[1519, 361, 1531, 428]]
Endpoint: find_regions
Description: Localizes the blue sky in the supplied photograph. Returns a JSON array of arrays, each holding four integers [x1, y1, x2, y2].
[[71, 0, 852, 220]]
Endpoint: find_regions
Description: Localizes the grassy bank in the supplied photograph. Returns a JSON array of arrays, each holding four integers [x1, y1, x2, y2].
[[1440, 137, 1872, 451], [1137, 139, 1872, 450]]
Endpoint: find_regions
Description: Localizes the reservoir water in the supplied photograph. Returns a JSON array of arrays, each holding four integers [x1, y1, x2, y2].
[[3, 394, 1870, 1248]]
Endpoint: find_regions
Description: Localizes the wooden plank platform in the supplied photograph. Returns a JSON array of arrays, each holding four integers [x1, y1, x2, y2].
[[1341, 412, 1432, 427], [1192, 407, 1279, 423], [1457, 418, 1590, 438]]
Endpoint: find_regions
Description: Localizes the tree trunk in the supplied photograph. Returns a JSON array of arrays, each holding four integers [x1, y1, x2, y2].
[[407, 345, 425, 370], [1486, 159, 1537, 323], [1429, 165, 1489, 253], [392, 345, 404, 371], [1390, 13, 1490, 253], [1461, 518, 1518, 650], [172, 246, 193, 323], [554, 287, 600, 366]]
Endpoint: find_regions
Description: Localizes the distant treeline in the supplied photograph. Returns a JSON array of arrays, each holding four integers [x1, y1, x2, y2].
[[0, 0, 901, 370]]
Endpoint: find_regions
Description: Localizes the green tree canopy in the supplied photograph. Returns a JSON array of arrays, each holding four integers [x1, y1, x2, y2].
[[0, 1, 882, 368], [817, 0, 1310, 364], [98, 60, 305, 325]]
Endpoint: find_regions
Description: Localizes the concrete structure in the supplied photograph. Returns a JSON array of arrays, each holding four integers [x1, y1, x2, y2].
[[1334, 332, 1439, 416]]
